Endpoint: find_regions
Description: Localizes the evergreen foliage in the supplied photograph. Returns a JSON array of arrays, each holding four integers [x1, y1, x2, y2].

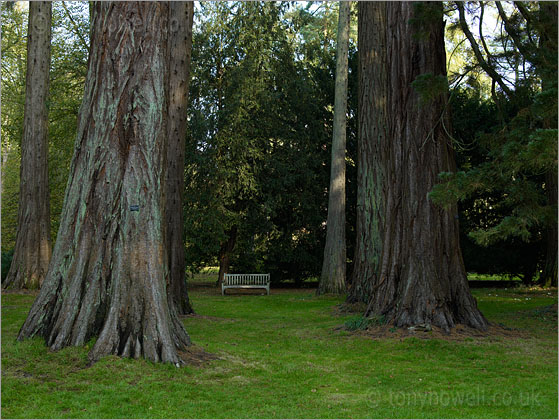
[[185, 2, 358, 282], [0, 1, 555, 285], [431, 1, 557, 284]]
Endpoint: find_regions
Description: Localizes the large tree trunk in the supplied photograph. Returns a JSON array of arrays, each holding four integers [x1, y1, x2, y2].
[[347, 1, 386, 303], [318, 1, 351, 296], [217, 226, 237, 287], [166, 1, 195, 315], [18, 2, 191, 365], [3, 2, 52, 290], [363, 2, 488, 331]]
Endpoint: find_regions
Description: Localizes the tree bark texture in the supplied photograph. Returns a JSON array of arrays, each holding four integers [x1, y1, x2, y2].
[[166, 1, 195, 315], [217, 226, 237, 287], [362, 2, 488, 331], [347, 1, 386, 303], [318, 1, 351, 295], [3, 2, 52, 290], [18, 2, 191, 365]]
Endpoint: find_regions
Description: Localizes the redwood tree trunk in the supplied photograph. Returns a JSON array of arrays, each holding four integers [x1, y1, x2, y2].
[[3, 2, 52, 290], [347, 1, 386, 303], [318, 1, 351, 296], [363, 2, 488, 331], [18, 2, 191, 365], [217, 226, 237, 287], [166, 1, 195, 315]]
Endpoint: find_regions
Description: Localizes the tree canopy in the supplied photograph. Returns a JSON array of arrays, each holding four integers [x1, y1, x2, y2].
[[1, 1, 556, 292]]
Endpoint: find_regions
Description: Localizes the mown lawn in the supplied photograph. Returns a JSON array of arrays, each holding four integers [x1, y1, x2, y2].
[[1, 285, 557, 419]]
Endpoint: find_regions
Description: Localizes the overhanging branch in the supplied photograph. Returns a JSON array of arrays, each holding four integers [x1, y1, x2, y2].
[[495, 1, 535, 63], [61, 2, 89, 51], [456, 1, 512, 97]]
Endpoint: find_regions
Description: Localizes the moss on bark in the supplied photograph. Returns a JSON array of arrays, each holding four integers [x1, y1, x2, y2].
[[18, 2, 191, 364]]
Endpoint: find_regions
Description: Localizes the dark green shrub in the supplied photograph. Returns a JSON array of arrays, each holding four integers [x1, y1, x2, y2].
[[2, 249, 14, 281]]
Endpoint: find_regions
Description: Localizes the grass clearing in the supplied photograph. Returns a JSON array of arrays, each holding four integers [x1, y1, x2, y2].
[[467, 273, 523, 282], [1, 286, 557, 418]]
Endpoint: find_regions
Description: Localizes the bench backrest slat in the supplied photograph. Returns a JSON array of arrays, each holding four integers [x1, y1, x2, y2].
[[224, 273, 270, 286]]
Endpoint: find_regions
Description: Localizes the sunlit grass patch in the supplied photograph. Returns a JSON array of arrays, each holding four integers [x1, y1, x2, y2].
[[2, 286, 557, 418]]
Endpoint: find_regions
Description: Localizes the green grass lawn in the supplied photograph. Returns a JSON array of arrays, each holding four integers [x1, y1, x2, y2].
[[1, 286, 557, 419], [188, 267, 220, 284]]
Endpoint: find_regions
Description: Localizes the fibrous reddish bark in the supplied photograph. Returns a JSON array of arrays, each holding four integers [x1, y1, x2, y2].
[[318, 1, 351, 296], [347, 1, 386, 303], [3, 2, 52, 290], [18, 2, 191, 364], [166, 1, 195, 315], [358, 2, 488, 331]]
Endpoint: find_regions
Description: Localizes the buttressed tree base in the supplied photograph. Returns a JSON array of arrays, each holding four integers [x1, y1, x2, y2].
[[354, 2, 488, 332], [18, 2, 191, 365]]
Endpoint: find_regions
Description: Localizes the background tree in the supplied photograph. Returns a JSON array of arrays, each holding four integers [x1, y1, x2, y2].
[[447, 89, 544, 284], [432, 1, 558, 286], [1, 2, 28, 273], [185, 2, 359, 285], [318, 1, 351, 296], [539, 2, 558, 286], [48, 1, 89, 239], [18, 2, 191, 365], [2, 2, 89, 280], [3, 1, 52, 290], [166, 1, 195, 315], [185, 1, 275, 286], [3, 1, 552, 293], [362, 2, 487, 331]]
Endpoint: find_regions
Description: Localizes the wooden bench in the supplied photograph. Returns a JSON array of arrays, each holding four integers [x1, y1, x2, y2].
[[222, 274, 270, 295]]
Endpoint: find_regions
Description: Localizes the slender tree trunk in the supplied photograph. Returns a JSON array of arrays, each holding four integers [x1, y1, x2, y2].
[[347, 1, 386, 303], [3, 2, 52, 290], [363, 2, 488, 331], [318, 1, 351, 296], [18, 2, 191, 365], [217, 226, 237, 287], [167, 1, 195, 315]]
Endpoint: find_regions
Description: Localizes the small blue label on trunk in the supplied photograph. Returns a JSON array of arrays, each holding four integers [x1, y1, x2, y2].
[[130, 205, 140, 211]]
